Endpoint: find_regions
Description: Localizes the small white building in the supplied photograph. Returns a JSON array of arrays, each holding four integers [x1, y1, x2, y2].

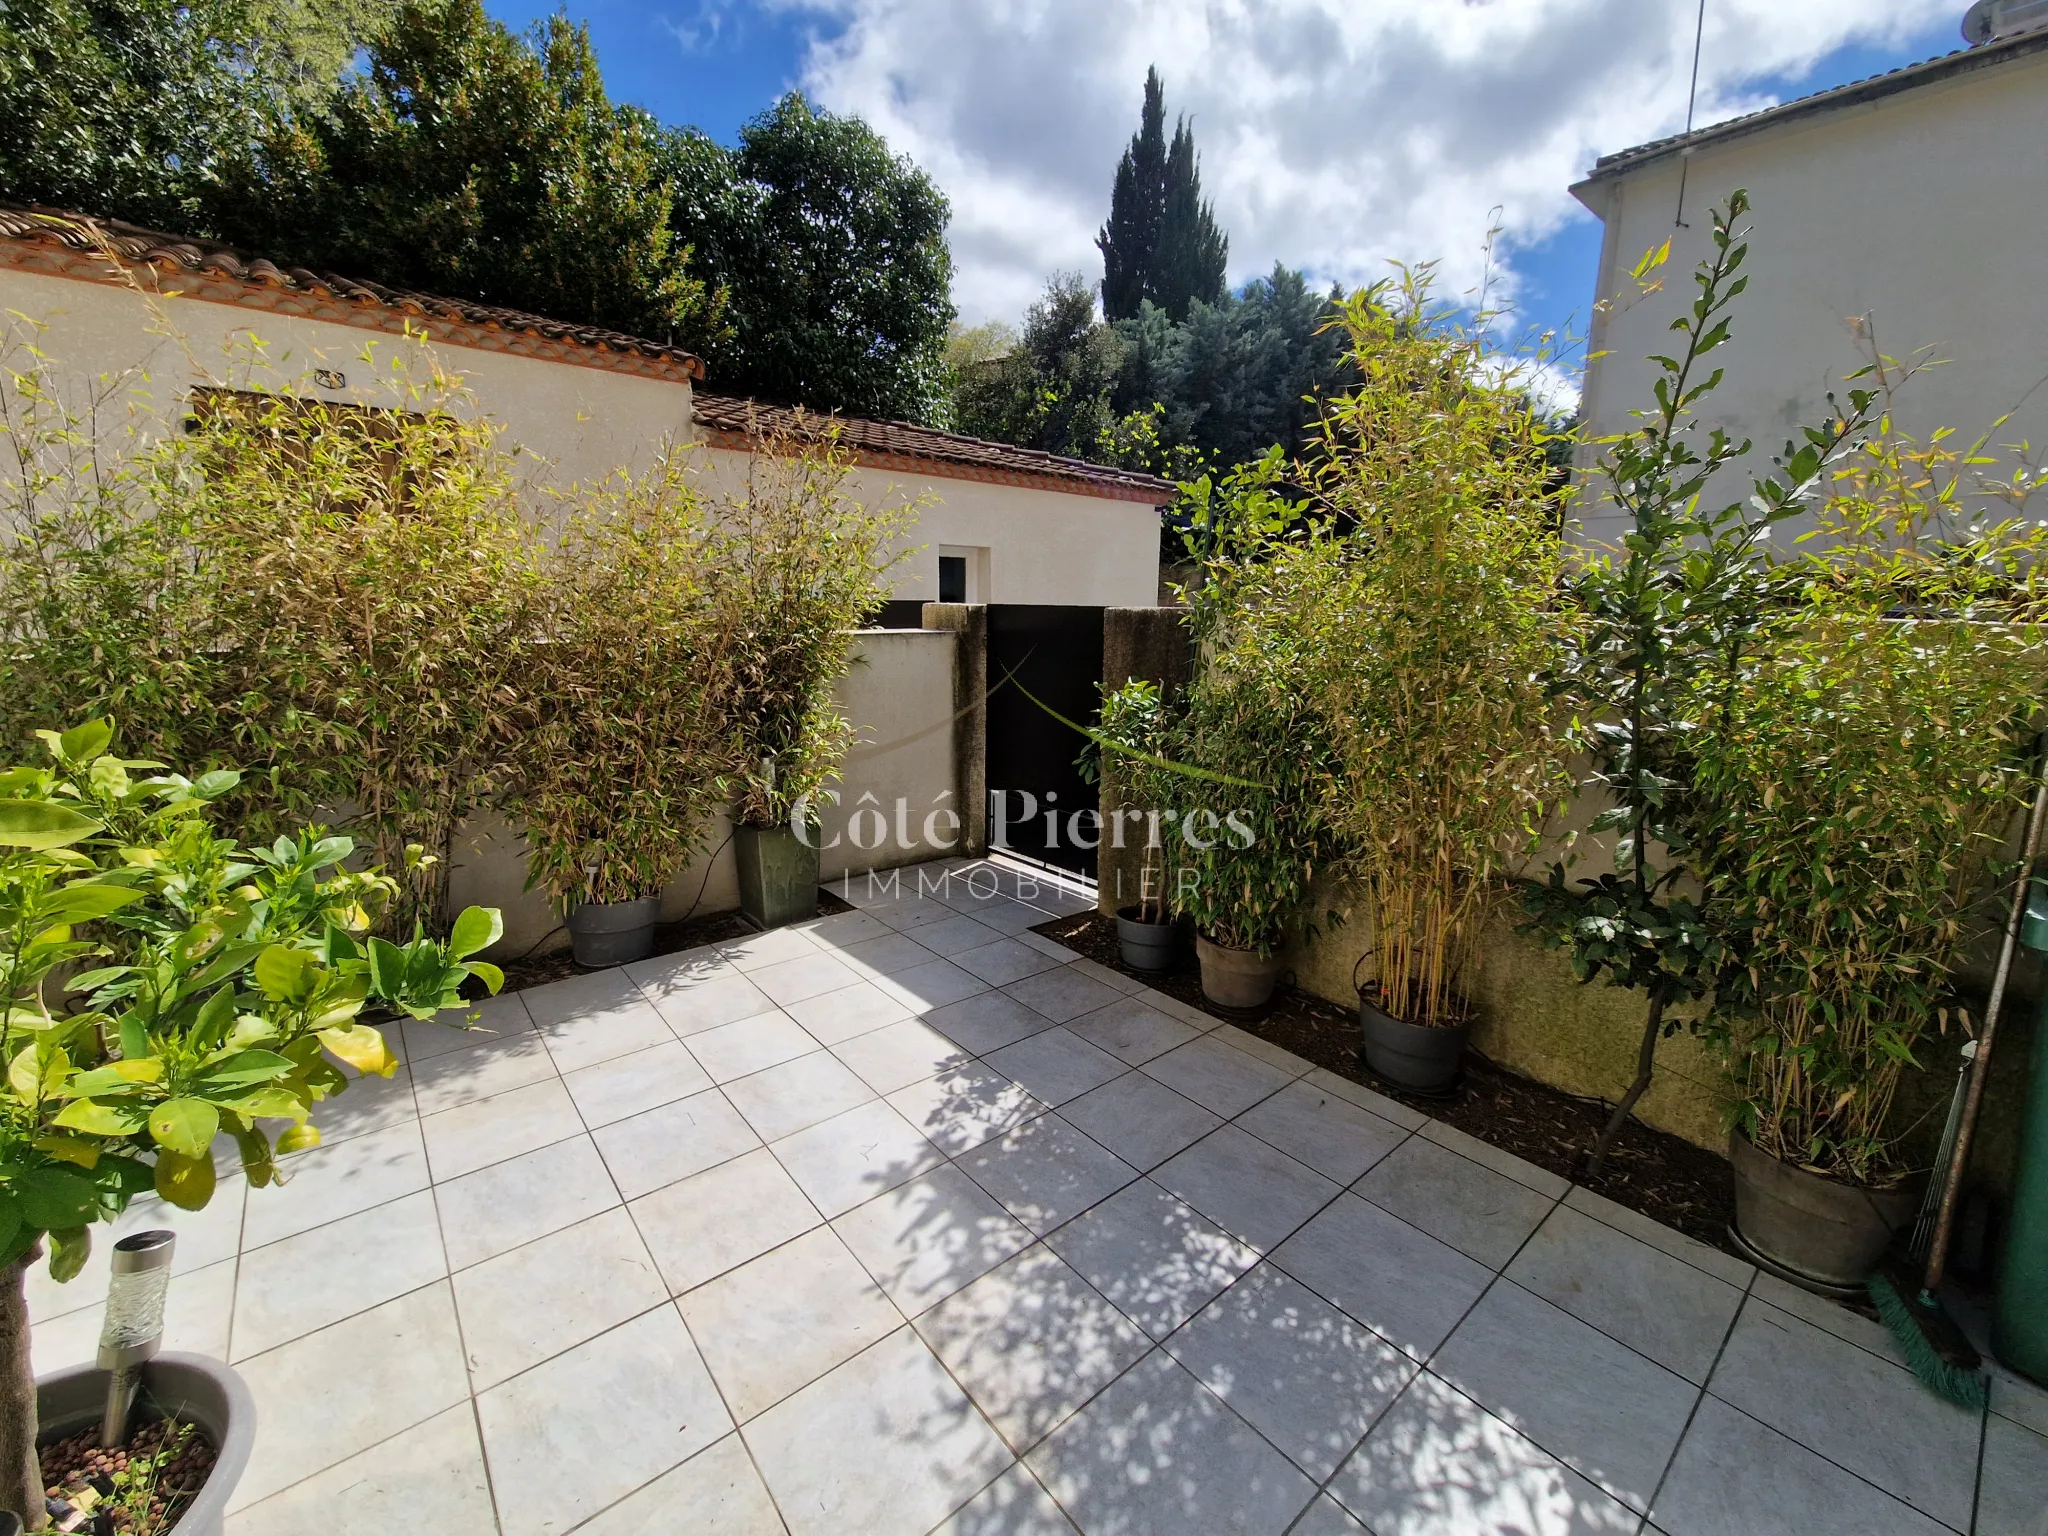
[[1570, 14, 2048, 543], [0, 205, 1167, 608]]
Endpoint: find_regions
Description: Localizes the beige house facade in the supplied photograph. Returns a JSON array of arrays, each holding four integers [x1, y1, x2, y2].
[[1570, 25, 2048, 544]]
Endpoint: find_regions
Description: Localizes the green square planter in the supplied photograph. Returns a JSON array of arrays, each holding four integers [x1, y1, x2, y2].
[[735, 823, 821, 929]]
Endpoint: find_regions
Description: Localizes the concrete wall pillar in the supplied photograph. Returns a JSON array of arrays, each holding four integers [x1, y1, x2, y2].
[[1097, 606, 1193, 914], [923, 603, 988, 855]]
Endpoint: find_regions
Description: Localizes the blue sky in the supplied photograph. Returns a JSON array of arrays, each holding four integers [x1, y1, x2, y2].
[[486, 1, 1962, 369]]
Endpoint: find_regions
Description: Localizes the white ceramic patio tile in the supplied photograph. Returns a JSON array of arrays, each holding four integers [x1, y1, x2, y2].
[[833, 1163, 1035, 1314], [750, 949, 865, 1005], [574, 1432, 786, 1536], [926, 991, 1064, 1054], [1270, 1193, 1493, 1361], [684, 1010, 821, 1083], [834, 1016, 977, 1093], [1153, 1125, 1342, 1254], [1301, 1066, 1429, 1129], [303, 1059, 421, 1145], [1745, 1271, 1906, 1366], [870, 893, 970, 932], [1130, 989, 1220, 1032], [888, 1063, 1050, 1156], [420, 1077, 586, 1183], [913, 913, 1017, 958], [1978, 1411, 2048, 1536], [722, 1048, 877, 1142], [1210, 1024, 1313, 1078], [561, 1039, 715, 1128], [955, 937, 1066, 987], [743, 1326, 1014, 1536], [629, 954, 775, 1037], [598, 1081, 765, 1204], [1165, 1264, 1417, 1480], [916, 1243, 1151, 1454], [1068, 956, 1148, 995], [964, 896, 1064, 937], [1649, 1395, 1949, 1536], [1015, 930, 1083, 965], [452, 1206, 668, 1389], [223, 1401, 496, 1536], [875, 956, 994, 1015], [1992, 1363, 2048, 1436], [30, 1181, 249, 1322], [1027, 1349, 1320, 1536], [1141, 1035, 1295, 1118], [1419, 1120, 1571, 1199], [769, 1098, 946, 1218], [985, 1027, 1130, 1107], [838, 930, 949, 980], [1561, 1185, 1754, 1289], [228, 1283, 471, 1513], [1330, 1370, 1640, 1536], [1506, 1205, 1746, 1384], [478, 1303, 732, 1536], [680, 1225, 904, 1421], [1065, 994, 1201, 1065], [1003, 965, 1129, 1024], [1288, 1495, 1369, 1535], [522, 969, 675, 1070], [32, 1256, 237, 1371], [231, 1189, 447, 1360], [434, 1133, 622, 1270], [796, 907, 893, 948], [1706, 1299, 1979, 1529], [957, 1114, 1140, 1236], [931, 1463, 1081, 1536], [1235, 1077, 1409, 1186], [410, 1030, 557, 1116], [1045, 1178, 1258, 1340], [1357, 1136, 1557, 1269], [785, 978, 917, 1044], [630, 1147, 821, 1294], [717, 924, 823, 970], [240, 1120, 429, 1249], [1058, 1071, 1223, 1172], [398, 990, 534, 1066], [1431, 1280, 1695, 1513]]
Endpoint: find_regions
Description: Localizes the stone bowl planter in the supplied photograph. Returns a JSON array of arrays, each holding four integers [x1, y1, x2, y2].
[[1358, 987, 1469, 1094], [1116, 906, 1179, 973], [36, 1353, 255, 1536], [566, 897, 661, 967], [1194, 934, 1284, 1013], [1728, 1130, 1919, 1290]]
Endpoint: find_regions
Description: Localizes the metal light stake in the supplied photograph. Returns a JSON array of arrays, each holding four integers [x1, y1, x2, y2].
[[96, 1230, 175, 1447]]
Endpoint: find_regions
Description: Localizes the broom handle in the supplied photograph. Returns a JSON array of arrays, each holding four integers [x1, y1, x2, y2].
[[1925, 739, 2048, 1293]]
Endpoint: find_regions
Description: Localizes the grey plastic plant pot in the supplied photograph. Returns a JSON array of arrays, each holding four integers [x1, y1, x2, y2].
[[1116, 907, 1178, 973], [1728, 1130, 1918, 1290], [565, 897, 661, 967], [1194, 934, 1284, 1013], [736, 824, 821, 930], [36, 1353, 254, 1536], [1359, 991, 1469, 1093]]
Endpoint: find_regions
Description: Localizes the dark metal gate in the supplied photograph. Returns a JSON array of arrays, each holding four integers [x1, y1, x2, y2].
[[984, 605, 1104, 876]]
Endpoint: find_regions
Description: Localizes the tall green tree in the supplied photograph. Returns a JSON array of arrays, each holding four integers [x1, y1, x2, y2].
[[660, 94, 955, 423], [1152, 119, 1227, 320], [1097, 67, 1167, 323], [952, 273, 1124, 457]]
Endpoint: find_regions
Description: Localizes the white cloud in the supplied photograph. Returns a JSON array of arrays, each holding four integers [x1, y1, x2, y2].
[[784, 0, 1958, 326]]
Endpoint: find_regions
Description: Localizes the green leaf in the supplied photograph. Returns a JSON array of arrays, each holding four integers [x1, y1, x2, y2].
[[366, 936, 408, 998], [46, 1225, 90, 1283], [57, 719, 114, 766], [37, 881, 142, 925], [53, 1100, 149, 1136], [190, 769, 241, 799], [448, 906, 503, 962], [466, 960, 505, 995], [147, 1098, 221, 1158], [18, 1164, 99, 1231], [118, 1013, 150, 1061], [0, 1196, 19, 1258], [225, 1087, 307, 1122], [190, 1049, 293, 1091], [252, 945, 317, 1005], [0, 800, 100, 849]]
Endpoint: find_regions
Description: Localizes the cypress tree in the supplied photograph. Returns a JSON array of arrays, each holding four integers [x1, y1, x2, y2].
[[1152, 118, 1227, 321], [1096, 67, 1166, 322]]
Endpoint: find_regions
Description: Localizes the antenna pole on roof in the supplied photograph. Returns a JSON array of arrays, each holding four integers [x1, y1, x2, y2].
[[1674, 0, 1707, 227]]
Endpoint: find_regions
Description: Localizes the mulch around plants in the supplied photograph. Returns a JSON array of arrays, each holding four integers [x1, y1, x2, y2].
[[41, 1416, 217, 1534], [484, 887, 857, 997], [1032, 910, 1739, 1253]]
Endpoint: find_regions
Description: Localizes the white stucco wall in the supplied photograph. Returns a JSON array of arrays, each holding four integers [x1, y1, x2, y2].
[[1573, 44, 2048, 545], [0, 266, 695, 492], [693, 444, 1162, 608]]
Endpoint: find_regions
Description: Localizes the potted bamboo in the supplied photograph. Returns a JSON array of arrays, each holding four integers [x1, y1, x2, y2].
[[1095, 681, 1180, 972], [0, 721, 501, 1529]]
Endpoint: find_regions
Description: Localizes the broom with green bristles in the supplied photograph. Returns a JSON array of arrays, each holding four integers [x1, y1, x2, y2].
[[1867, 734, 2048, 1410]]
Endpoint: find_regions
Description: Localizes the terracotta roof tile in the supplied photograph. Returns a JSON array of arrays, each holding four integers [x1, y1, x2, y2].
[[0, 204, 704, 378], [693, 392, 1175, 504]]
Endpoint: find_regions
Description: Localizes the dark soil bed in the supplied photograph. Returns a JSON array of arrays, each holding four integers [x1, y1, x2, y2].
[[486, 887, 856, 997], [1033, 909, 1738, 1253], [41, 1416, 217, 1534]]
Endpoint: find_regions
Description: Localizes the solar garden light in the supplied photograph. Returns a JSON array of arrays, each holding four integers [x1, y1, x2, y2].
[[97, 1231, 175, 1446]]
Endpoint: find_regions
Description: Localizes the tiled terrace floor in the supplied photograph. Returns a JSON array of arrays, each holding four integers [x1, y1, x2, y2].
[[28, 858, 2048, 1535]]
